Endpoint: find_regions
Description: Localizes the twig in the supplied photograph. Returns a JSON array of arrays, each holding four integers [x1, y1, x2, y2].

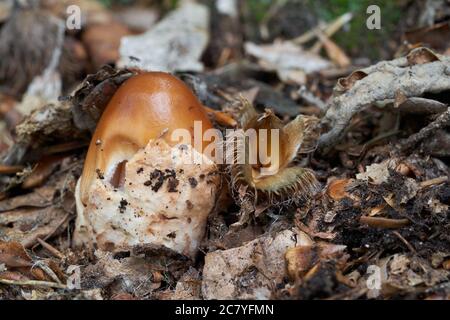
[[359, 216, 410, 229], [36, 238, 64, 259], [27, 212, 71, 249], [0, 164, 24, 174], [392, 231, 416, 253], [398, 107, 450, 152], [43, 212, 71, 241], [318, 49, 450, 154], [203, 106, 237, 127], [297, 86, 327, 111], [419, 176, 448, 189], [32, 260, 62, 284], [312, 30, 351, 67], [293, 12, 353, 45], [0, 278, 66, 289]]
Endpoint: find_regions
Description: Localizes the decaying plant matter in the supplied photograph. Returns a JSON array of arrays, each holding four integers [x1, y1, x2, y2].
[[0, 0, 449, 301], [319, 48, 450, 154], [229, 99, 320, 207]]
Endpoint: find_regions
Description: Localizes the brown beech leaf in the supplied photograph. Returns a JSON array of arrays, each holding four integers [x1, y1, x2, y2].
[[22, 155, 66, 189], [82, 22, 131, 71], [0, 241, 32, 268], [326, 178, 353, 201]]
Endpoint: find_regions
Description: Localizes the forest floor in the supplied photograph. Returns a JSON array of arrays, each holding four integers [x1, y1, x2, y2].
[[0, 0, 449, 300]]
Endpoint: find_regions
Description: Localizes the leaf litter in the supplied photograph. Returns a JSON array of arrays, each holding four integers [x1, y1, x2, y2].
[[0, 0, 449, 300]]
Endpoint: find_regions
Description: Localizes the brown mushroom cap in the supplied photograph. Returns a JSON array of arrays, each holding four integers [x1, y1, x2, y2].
[[80, 72, 214, 204]]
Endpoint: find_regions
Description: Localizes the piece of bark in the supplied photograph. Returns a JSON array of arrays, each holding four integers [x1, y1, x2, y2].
[[318, 48, 450, 154], [397, 107, 450, 153], [396, 97, 448, 114]]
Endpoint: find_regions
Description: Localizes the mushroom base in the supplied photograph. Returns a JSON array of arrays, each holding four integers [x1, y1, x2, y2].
[[74, 139, 219, 258]]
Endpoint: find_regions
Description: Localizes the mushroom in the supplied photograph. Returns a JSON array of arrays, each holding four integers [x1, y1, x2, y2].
[[74, 72, 220, 258]]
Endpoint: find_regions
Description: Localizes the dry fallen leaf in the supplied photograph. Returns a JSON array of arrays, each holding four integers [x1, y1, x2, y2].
[[0, 241, 32, 268], [326, 178, 353, 201], [118, 2, 210, 73], [245, 41, 331, 85], [82, 22, 131, 71]]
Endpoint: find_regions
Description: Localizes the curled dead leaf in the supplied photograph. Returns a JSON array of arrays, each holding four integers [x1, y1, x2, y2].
[[71, 65, 135, 132], [336, 70, 368, 92], [394, 90, 408, 108], [203, 106, 237, 127], [368, 204, 386, 216], [326, 178, 353, 201], [407, 47, 440, 65], [356, 160, 394, 185]]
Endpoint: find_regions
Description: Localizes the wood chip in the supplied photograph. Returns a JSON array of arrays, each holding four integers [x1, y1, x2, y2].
[[359, 216, 410, 229], [419, 176, 448, 189]]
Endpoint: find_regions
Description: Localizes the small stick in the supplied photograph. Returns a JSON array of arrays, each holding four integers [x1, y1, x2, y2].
[[360, 216, 410, 229], [297, 86, 327, 111], [398, 107, 450, 152], [419, 176, 448, 189], [392, 231, 416, 253], [29, 213, 71, 249], [0, 164, 24, 174], [203, 106, 237, 127], [293, 12, 353, 45], [396, 97, 448, 114], [32, 260, 62, 284], [310, 13, 353, 53], [42, 141, 88, 155], [0, 278, 66, 289], [36, 238, 64, 259], [313, 30, 351, 67]]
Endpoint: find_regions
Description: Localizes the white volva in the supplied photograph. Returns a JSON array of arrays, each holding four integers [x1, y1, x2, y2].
[[74, 139, 218, 258]]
